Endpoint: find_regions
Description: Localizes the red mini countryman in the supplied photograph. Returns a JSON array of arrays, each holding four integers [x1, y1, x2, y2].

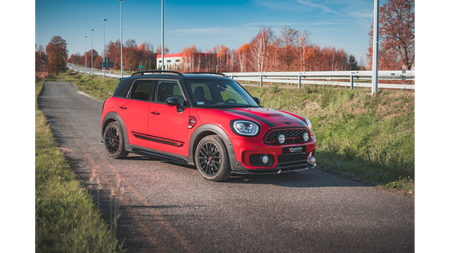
[[101, 71, 316, 181]]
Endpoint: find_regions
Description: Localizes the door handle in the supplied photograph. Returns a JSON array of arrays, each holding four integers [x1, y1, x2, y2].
[[119, 106, 127, 110], [151, 112, 160, 115]]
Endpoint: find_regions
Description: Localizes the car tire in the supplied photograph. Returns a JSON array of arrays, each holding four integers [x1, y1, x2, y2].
[[195, 135, 231, 182], [103, 121, 128, 159]]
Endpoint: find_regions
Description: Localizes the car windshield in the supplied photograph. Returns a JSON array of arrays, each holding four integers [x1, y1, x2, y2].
[[186, 79, 259, 108]]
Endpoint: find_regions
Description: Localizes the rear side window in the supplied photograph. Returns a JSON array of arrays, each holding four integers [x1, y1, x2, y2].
[[113, 81, 132, 97], [129, 81, 154, 101]]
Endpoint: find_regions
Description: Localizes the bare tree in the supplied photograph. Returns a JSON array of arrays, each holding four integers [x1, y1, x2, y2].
[[249, 27, 273, 72]]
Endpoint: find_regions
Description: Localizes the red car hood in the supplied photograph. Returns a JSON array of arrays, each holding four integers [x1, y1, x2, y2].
[[220, 107, 307, 128]]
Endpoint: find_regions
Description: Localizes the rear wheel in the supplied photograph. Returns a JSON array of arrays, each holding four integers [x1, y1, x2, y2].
[[103, 121, 128, 159], [195, 135, 231, 181]]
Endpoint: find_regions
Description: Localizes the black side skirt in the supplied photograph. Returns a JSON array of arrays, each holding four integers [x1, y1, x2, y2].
[[127, 145, 192, 166]]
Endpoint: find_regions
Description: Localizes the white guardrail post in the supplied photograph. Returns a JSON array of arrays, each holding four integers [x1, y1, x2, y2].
[[298, 74, 301, 89], [260, 73, 263, 87], [350, 74, 354, 90]]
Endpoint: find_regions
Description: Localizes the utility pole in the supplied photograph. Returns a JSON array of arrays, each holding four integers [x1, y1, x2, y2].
[[85, 36, 87, 74], [120, 0, 125, 78], [103, 19, 107, 79], [91, 29, 94, 75], [371, 0, 380, 94]]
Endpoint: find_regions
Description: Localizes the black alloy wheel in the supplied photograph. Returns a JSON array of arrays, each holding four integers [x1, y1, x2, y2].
[[105, 127, 119, 154], [199, 142, 221, 176], [195, 135, 231, 181], [103, 122, 128, 159]]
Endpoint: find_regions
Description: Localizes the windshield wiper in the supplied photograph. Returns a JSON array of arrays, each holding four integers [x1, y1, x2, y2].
[[235, 105, 258, 107]]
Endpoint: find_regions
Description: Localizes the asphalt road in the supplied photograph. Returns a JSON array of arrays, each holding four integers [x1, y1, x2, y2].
[[38, 81, 414, 253]]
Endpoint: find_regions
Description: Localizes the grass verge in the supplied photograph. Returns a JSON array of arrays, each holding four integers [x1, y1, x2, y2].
[[53, 70, 415, 196], [246, 84, 414, 196], [35, 78, 125, 252]]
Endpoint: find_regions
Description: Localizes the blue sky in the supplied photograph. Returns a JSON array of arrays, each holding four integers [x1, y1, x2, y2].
[[35, 0, 386, 65]]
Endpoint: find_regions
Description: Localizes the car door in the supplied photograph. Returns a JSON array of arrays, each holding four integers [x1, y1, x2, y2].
[[148, 80, 190, 156], [117, 80, 154, 148]]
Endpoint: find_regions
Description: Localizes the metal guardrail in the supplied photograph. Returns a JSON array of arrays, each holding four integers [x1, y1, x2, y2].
[[68, 64, 414, 90], [67, 64, 130, 79], [223, 70, 415, 90]]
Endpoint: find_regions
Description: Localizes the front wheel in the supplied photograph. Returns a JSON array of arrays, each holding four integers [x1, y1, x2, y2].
[[195, 135, 231, 181], [103, 121, 128, 159]]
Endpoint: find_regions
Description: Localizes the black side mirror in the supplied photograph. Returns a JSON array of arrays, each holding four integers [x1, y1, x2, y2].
[[166, 97, 185, 113], [253, 97, 261, 105], [165, 97, 179, 106]]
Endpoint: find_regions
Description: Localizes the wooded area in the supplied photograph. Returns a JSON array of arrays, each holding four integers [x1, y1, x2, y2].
[[63, 26, 357, 73]]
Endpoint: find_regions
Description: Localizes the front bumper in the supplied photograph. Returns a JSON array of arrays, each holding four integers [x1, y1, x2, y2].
[[231, 162, 316, 175], [229, 135, 316, 173]]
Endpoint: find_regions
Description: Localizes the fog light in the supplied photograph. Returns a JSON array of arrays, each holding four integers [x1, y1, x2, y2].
[[303, 131, 309, 142], [278, 134, 285, 144], [261, 155, 269, 164]]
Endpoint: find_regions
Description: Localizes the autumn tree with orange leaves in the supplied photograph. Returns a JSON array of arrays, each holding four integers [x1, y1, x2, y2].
[[367, 0, 414, 70], [46, 36, 68, 75]]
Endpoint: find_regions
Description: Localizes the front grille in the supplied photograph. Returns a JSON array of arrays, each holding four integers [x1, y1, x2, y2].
[[264, 128, 308, 145], [277, 154, 309, 169], [278, 154, 307, 164]]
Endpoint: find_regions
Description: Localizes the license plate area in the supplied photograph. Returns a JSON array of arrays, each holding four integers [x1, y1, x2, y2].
[[282, 145, 306, 154]]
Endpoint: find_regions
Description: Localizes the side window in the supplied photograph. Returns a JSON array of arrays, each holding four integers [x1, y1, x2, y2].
[[113, 80, 132, 97], [155, 81, 186, 106], [129, 81, 153, 101], [190, 83, 212, 105]]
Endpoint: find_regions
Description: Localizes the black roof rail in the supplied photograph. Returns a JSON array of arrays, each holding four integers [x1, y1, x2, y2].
[[131, 70, 183, 76], [183, 72, 228, 77]]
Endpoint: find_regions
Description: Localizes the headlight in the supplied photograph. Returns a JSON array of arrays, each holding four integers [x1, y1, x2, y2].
[[304, 118, 314, 134], [232, 120, 259, 136], [302, 131, 309, 142]]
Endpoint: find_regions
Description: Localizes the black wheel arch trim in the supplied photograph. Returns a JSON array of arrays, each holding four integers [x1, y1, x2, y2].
[[188, 124, 243, 171], [102, 112, 130, 147]]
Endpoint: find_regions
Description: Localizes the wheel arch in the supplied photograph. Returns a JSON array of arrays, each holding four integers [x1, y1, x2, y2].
[[188, 124, 243, 171], [102, 112, 129, 147]]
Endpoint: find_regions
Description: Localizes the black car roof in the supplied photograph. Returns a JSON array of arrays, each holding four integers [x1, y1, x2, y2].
[[121, 72, 230, 82]]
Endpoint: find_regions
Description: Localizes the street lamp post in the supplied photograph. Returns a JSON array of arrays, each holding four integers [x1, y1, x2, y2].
[[91, 29, 94, 75], [103, 19, 107, 79], [85, 36, 87, 74], [120, 0, 125, 78], [161, 0, 164, 71]]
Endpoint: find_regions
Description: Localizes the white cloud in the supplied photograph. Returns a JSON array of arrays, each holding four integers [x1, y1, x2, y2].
[[296, 0, 341, 15]]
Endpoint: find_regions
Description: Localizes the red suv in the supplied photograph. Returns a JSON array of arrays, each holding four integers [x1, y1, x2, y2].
[[101, 71, 316, 181]]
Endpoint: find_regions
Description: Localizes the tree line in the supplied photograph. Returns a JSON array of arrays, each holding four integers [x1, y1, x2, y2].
[[178, 26, 353, 73], [65, 26, 356, 73]]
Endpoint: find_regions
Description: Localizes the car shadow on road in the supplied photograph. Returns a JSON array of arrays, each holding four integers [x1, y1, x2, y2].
[[121, 154, 367, 188], [224, 168, 367, 188]]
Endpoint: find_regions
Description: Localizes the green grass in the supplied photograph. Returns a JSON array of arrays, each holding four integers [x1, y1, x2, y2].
[[35, 78, 125, 252], [53, 70, 415, 196], [246, 84, 414, 196]]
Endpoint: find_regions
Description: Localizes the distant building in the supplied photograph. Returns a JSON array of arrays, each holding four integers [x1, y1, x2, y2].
[[157, 52, 219, 72], [156, 53, 185, 70]]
